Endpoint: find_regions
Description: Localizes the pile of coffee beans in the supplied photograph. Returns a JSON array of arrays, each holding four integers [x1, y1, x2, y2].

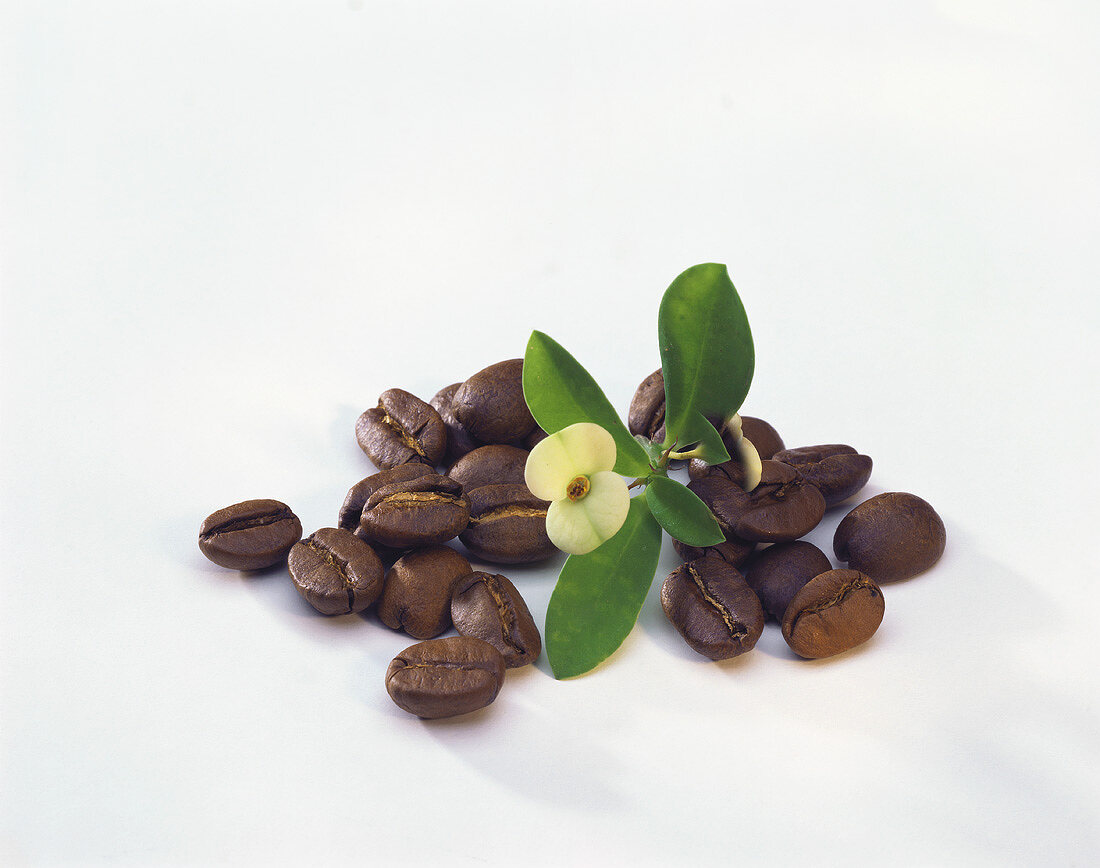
[[197, 359, 947, 718], [199, 359, 555, 719], [630, 369, 946, 662]]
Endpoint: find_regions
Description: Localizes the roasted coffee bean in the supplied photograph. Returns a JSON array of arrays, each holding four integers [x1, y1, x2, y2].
[[672, 534, 756, 568], [661, 557, 765, 660], [430, 383, 483, 463], [773, 444, 872, 508], [688, 461, 825, 543], [452, 359, 535, 444], [688, 415, 785, 483], [833, 492, 946, 583], [451, 571, 541, 667], [198, 499, 302, 570], [743, 540, 832, 621], [358, 474, 469, 549], [377, 545, 472, 638], [355, 388, 446, 470], [448, 445, 529, 494], [338, 463, 436, 533], [628, 369, 667, 443], [385, 636, 506, 719], [781, 569, 884, 658], [460, 483, 555, 564], [523, 427, 548, 450], [288, 527, 384, 615]]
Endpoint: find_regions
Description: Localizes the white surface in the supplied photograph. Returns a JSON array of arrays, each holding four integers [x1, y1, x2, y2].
[[2, 3, 1099, 866]]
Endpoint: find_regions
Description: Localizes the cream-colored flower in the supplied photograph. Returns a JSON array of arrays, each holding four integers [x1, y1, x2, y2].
[[725, 414, 762, 491], [524, 422, 630, 555]]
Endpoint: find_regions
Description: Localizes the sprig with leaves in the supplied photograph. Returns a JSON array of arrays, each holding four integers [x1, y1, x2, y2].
[[521, 263, 755, 678]]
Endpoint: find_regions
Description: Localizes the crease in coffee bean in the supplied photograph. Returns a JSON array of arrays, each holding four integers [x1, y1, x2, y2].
[[301, 536, 356, 612], [395, 662, 491, 674], [787, 576, 879, 632], [199, 509, 295, 539], [476, 575, 523, 653], [373, 492, 463, 511], [379, 411, 429, 459], [646, 406, 665, 440], [686, 563, 746, 640], [467, 505, 548, 525]]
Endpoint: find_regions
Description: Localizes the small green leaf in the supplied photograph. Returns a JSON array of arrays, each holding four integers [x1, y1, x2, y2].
[[634, 434, 665, 468], [645, 475, 725, 546], [545, 495, 663, 679], [684, 412, 729, 465], [523, 331, 650, 477], [658, 264, 754, 448]]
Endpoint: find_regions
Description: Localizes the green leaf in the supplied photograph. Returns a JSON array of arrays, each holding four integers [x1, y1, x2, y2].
[[658, 263, 754, 449], [684, 412, 729, 465], [645, 475, 725, 546], [545, 495, 663, 679], [523, 330, 650, 477], [634, 434, 665, 467]]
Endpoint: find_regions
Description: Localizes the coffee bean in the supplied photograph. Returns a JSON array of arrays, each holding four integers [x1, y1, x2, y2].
[[451, 571, 541, 667], [451, 359, 535, 444], [288, 527, 384, 615], [198, 499, 302, 570], [833, 492, 946, 583], [430, 383, 483, 463], [355, 388, 446, 470], [688, 461, 825, 543], [523, 427, 548, 450], [385, 636, 506, 719], [376, 545, 473, 638], [628, 369, 667, 443], [672, 534, 756, 568], [358, 474, 469, 549], [661, 556, 764, 660], [740, 416, 784, 460], [447, 445, 529, 494], [781, 569, 884, 658], [338, 463, 437, 533], [773, 444, 872, 508], [460, 483, 555, 564], [743, 540, 832, 621]]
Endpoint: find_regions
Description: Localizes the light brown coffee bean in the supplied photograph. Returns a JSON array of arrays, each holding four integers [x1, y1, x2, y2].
[[781, 569, 884, 659], [288, 527, 384, 615], [376, 545, 472, 639], [385, 636, 506, 719], [451, 571, 541, 668]]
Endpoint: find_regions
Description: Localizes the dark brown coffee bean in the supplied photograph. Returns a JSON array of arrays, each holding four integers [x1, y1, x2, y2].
[[740, 416, 784, 460], [833, 492, 946, 583], [781, 569, 884, 658], [661, 557, 764, 660], [198, 499, 302, 570], [377, 545, 472, 638], [773, 444, 872, 508], [385, 636, 506, 719], [355, 388, 446, 470], [743, 540, 832, 621], [460, 483, 555, 564], [672, 534, 756, 568], [288, 527, 384, 615], [358, 474, 469, 549], [523, 427, 548, 450], [688, 461, 825, 543], [628, 369, 667, 444], [451, 571, 541, 668], [452, 359, 536, 444], [338, 464, 437, 533], [430, 383, 483, 463], [447, 445, 529, 494]]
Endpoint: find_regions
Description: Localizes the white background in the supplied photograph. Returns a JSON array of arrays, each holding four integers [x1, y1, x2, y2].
[[2, 2, 1098, 866]]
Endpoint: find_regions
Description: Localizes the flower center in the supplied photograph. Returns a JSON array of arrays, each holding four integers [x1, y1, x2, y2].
[[566, 475, 590, 501]]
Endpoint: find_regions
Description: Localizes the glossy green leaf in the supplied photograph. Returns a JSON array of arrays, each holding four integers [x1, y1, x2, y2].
[[523, 330, 650, 477], [634, 434, 665, 467], [545, 494, 663, 679], [645, 475, 725, 546], [684, 412, 729, 465], [658, 263, 754, 449]]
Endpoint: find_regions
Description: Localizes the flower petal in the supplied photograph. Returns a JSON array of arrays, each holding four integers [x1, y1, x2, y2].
[[545, 470, 630, 555], [736, 436, 762, 492], [525, 422, 618, 501]]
